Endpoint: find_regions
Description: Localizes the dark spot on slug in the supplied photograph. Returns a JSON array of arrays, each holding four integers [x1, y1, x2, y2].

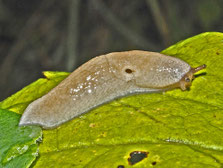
[[152, 161, 157, 165], [128, 151, 149, 165], [216, 52, 220, 55], [125, 68, 133, 74], [117, 165, 125, 168]]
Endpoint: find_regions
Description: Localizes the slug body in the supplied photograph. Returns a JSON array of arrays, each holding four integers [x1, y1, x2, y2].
[[19, 50, 206, 129]]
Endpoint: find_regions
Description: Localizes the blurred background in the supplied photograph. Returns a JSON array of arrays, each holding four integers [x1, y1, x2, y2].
[[0, 0, 222, 101]]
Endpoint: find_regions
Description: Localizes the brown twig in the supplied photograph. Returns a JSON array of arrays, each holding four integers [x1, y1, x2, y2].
[[145, 0, 171, 46], [66, 0, 81, 71]]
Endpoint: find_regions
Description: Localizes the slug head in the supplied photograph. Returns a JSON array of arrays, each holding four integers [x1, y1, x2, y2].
[[179, 64, 206, 90]]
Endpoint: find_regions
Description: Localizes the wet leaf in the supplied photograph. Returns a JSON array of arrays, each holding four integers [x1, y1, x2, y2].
[[1, 32, 223, 167], [0, 71, 69, 114], [0, 109, 41, 168]]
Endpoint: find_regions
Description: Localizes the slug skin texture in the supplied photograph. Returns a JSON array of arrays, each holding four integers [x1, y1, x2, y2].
[[19, 50, 206, 129]]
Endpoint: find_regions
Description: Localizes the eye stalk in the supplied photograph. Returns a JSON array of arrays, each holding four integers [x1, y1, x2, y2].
[[184, 77, 191, 83], [179, 64, 206, 91]]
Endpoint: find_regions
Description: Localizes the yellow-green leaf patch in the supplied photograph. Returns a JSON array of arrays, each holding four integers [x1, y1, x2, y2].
[[36, 32, 223, 167], [1, 32, 223, 167], [0, 71, 69, 114]]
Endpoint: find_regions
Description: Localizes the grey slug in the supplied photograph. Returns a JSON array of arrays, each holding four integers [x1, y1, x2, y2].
[[19, 50, 206, 129]]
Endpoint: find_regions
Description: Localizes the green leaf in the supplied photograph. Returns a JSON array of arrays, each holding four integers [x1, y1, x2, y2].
[[0, 71, 69, 114], [1, 32, 223, 167], [0, 72, 68, 167], [0, 109, 41, 168]]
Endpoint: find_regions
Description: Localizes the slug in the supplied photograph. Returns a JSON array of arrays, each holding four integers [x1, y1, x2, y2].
[[19, 50, 206, 129]]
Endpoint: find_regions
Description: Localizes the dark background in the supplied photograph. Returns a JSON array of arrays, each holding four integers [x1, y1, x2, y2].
[[0, 0, 222, 101]]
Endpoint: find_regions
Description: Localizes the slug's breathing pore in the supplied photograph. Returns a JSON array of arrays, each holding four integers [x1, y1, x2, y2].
[[19, 50, 206, 129]]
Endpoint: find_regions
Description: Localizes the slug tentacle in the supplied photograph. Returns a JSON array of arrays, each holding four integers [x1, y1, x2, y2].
[[179, 64, 206, 91], [19, 50, 206, 129], [191, 64, 206, 73]]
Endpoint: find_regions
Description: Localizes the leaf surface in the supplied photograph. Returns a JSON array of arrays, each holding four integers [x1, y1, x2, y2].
[[1, 32, 223, 167], [0, 109, 41, 168], [0, 71, 69, 114]]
